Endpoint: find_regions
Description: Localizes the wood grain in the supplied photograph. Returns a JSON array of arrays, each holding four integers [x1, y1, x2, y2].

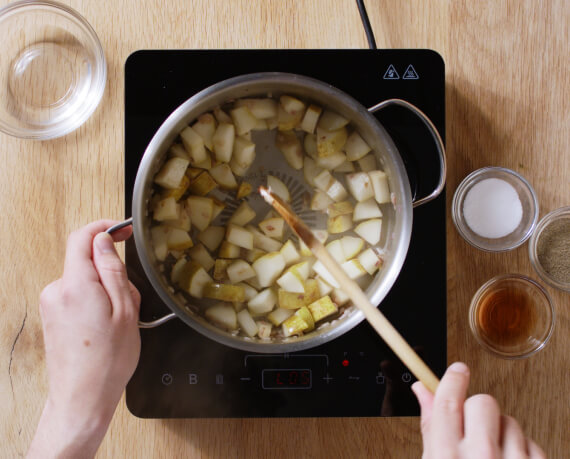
[[0, 0, 568, 458]]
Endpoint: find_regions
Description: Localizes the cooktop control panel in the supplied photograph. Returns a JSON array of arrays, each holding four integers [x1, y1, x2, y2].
[[124, 49, 446, 418]]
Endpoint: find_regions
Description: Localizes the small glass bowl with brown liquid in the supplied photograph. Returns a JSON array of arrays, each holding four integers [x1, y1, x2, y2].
[[469, 274, 555, 359]]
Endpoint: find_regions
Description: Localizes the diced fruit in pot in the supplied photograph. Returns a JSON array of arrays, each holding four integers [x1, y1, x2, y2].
[[295, 306, 315, 332], [213, 259, 231, 281], [178, 261, 213, 298], [353, 199, 383, 221], [267, 175, 291, 202], [331, 288, 350, 306], [245, 248, 266, 263], [325, 179, 348, 202], [280, 95, 306, 116], [209, 163, 238, 189], [186, 196, 214, 231], [212, 123, 235, 163], [312, 260, 340, 288], [154, 157, 190, 190], [316, 127, 348, 157], [317, 110, 349, 131], [198, 226, 225, 252], [227, 260, 256, 284], [316, 276, 334, 296], [236, 282, 258, 301], [340, 236, 364, 259], [230, 106, 258, 136], [275, 130, 303, 170], [303, 133, 318, 159], [248, 226, 283, 252], [170, 257, 188, 284], [164, 205, 191, 232], [341, 259, 367, 280], [162, 174, 190, 201], [235, 98, 278, 119], [368, 170, 391, 204], [282, 314, 309, 337], [325, 239, 346, 263], [311, 190, 334, 211], [218, 241, 241, 259], [259, 217, 285, 240], [327, 201, 353, 218], [153, 197, 180, 221], [357, 153, 376, 172], [226, 224, 254, 250], [248, 288, 277, 315], [151, 226, 170, 261], [252, 252, 286, 287], [205, 303, 237, 330], [237, 309, 259, 337], [229, 201, 256, 226], [191, 113, 216, 151], [307, 295, 338, 322], [327, 214, 353, 234], [303, 156, 322, 187], [267, 307, 295, 326], [333, 160, 355, 173], [180, 126, 207, 165], [188, 171, 218, 196], [346, 172, 375, 202], [236, 181, 253, 199], [277, 104, 303, 131], [166, 228, 193, 250], [279, 240, 301, 266], [203, 283, 246, 302], [188, 243, 215, 271], [230, 137, 256, 176], [357, 248, 383, 275], [354, 219, 382, 245], [344, 131, 371, 161], [256, 320, 273, 339], [299, 104, 322, 134], [211, 198, 226, 220], [314, 169, 335, 192], [168, 143, 189, 160], [316, 151, 346, 170], [277, 270, 305, 293]]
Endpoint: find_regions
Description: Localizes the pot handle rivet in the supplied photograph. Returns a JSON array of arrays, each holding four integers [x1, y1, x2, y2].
[[368, 98, 446, 208]]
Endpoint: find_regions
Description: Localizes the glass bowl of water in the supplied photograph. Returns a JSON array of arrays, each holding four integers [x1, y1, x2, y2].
[[452, 167, 539, 252], [0, 0, 106, 139]]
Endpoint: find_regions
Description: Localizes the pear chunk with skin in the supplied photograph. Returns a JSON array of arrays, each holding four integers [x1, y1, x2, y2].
[[316, 151, 347, 170], [340, 235, 365, 259], [229, 201, 256, 226], [280, 95, 306, 116], [267, 307, 295, 326], [198, 226, 225, 252], [248, 288, 278, 316], [316, 127, 348, 157], [353, 199, 383, 221], [357, 247, 383, 275], [247, 225, 283, 252], [226, 224, 254, 250], [236, 181, 252, 199], [259, 217, 285, 240], [177, 261, 213, 298], [186, 196, 214, 231], [154, 157, 190, 190], [368, 170, 391, 204], [203, 283, 246, 303], [307, 295, 338, 322], [229, 137, 255, 176], [327, 201, 353, 218], [277, 105, 303, 131], [205, 303, 237, 331], [303, 156, 323, 187], [325, 239, 346, 264], [256, 320, 273, 339], [212, 123, 235, 163], [295, 306, 315, 332], [275, 130, 303, 170], [354, 218, 382, 245], [341, 259, 367, 280], [218, 241, 241, 259], [252, 252, 286, 288], [346, 172, 375, 202], [153, 196, 180, 222], [357, 153, 377, 172], [303, 133, 318, 159], [179, 126, 207, 165], [234, 98, 278, 119], [317, 110, 349, 131], [209, 163, 238, 189], [227, 260, 256, 284], [188, 243, 215, 271], [344, 131, 371, 161], [282, 314, 309, 337], [276, 270, 305, 293], [267, 175, 291, 202], [236, 309, 259, 337], [310, 190, 334, 211], [230, 106, 258, 136], [299, 104, 322, 134], [191, 113, 217, 151], [327, 214, 353, 234], [279, 240, 301, 266], [188, 171, 218, 196]]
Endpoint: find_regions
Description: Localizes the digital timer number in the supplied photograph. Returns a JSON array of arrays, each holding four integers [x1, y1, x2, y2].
[[262, 369, 312, 390]]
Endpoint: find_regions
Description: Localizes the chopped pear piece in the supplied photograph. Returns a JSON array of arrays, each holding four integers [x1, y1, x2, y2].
[[230, 106, 258, 136], [299, 104, 322, 134], [327, 201, 354, 218], [346, 172, 375, 202], [303, 156, 323, 187], [168, 143, 189, 160], [344, 131, 372, 161], [226, 224, 254, 250], [205, 303, 238, 330], [229, 201, 256, 226], [256, 320, 273, 339], [357, 153, 377, 172], [282, 314, 309, 337], [185, 167, 203, 179], [198, 226, 225, 252], [227, 260, 256, 284], [316, 127, 348, 157], [191, 113, 217, 151], [303, 279, 321, 305], [247, 225, 283, 252], [275, 130, 303, 170], [178, 261, 213, 298], [313, 170, 335, 192], [267, 307, 295, 326], [166, 227, 193, 250], [317, 110, 349, 131], [316, 276, 334, 296], [154, 157, 190, 190], [325, 239, 346, 263], [316, 151, 347, 170], [192, 151, 212, 170], [180, 126, 207, 165], [188, 243, 215, 271], [170, 257, 188, 284], [153, 196, 180, 222], [209, 163, 238, 189], [213, 258, 231, 281], [212, 123, 235, 163], [218, 240, 241, 259], [310, 190, 335, 211], [235, 98, 278, 119], [331, 288, 350, 306], [245, 248, 266, 263], [213, 107, 232, 124], [368, 170, 391, 204], [312, 260, 340, 288], [303, 133, 318, 159], [341, 259, 367, 280], [230, 137, 256, 176], [340, 235, 365, 259], [353, 199, 383, 221], [277, 104, 303, 131], [295, 306, 315, 332], [280, 95, 306, 116], [203, 283, 246, 302], [333, 160, 355, 173], [162, 174, 190, 201], [236, 282, 259, 301], [277, 279, 320, 309], [276, 270, 305, 293], [267, 174, 291, 202], [236, 181, 253, 199], [252, 252, 286, 287], [313, 229, 329, 244], [259, 217, 285, 240], [211, 198, 226, 220], [326, 179, 349, 202], [248, 288, 277, 315], [150, 225, 169, 261], [237, 309, 259, 337], [186, 196, 214, 231], [327, 214, 353, 234], [298, 239, 312, 257], [307, 295, 338, 322], [357, 247, 383, 275], [188, 171, 218, 196], [354, 218, 382, 245], [279, 240, 301, 266], [288, 261, 311, 280]]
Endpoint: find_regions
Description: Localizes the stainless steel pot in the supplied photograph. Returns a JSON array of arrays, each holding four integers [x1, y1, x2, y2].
[[112, 72, 445, 353]]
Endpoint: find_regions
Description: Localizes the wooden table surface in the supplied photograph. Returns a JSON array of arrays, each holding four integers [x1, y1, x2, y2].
[[1, 1, 568, 457]]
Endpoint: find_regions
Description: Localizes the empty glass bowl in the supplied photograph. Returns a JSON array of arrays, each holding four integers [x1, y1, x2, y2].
[[0, 0, 106, 139], [452, 167, 539, 252]]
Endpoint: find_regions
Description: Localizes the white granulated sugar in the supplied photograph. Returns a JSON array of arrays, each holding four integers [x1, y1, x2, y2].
[[463, 178, 522, 238]]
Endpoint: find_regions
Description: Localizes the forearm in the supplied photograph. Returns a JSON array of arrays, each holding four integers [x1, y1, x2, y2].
[[27, 398, 112, 459]]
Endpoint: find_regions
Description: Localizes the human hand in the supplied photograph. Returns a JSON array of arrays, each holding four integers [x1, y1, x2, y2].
[[411, 362, 546, 459], [28, 220, 141, 459]]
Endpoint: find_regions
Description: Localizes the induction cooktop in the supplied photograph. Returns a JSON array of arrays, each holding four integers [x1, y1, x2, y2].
[[124, 49, 446, 418]]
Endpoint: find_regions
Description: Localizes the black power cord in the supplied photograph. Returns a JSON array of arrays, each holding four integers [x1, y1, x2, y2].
[[356, 0, 377, 49]]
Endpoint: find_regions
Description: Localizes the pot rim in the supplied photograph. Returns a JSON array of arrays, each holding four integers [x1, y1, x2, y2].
[[132, 72, 413, 352]]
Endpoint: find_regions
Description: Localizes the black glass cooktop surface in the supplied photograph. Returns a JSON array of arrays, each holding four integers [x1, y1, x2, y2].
[[124, 49, 446, 418]]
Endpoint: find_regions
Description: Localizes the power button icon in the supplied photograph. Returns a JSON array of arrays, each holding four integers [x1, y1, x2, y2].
[[161, 373, 173, 385], [402, 372, 412, 383]]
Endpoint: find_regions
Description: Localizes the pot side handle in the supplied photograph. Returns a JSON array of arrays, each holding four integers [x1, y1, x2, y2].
[[106, 218, 177, 329], [368, 99, 446, 208]]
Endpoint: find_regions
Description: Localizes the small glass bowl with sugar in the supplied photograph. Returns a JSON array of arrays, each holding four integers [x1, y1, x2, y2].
[[452, 167, 539, 252]]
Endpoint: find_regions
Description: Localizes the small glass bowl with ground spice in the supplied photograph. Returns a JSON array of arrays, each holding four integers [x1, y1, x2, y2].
[[529, 206, 570, 292]]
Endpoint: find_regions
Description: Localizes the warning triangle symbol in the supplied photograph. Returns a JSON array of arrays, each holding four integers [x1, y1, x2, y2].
[[383, 64, 400, 80], [403, 65, 419, 80]]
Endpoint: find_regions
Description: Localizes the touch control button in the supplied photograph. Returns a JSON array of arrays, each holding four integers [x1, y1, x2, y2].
[[161, 373, 173, 385], [401, 372, 412, 383]]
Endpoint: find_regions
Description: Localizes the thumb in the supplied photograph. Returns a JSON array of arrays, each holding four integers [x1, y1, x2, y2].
[[93, 232, 133, 315]]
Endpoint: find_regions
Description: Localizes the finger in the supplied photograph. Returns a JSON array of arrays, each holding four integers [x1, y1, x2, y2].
[[128, 281, 141, 312], [500, 415, 528, 458], [464, 394, 501, 449], [527, 439, 547, 459], [411, 381, 435, 451], [63, 220, 132, 284], [430, 362, 470, 448], [92, 232, 133, 316]]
